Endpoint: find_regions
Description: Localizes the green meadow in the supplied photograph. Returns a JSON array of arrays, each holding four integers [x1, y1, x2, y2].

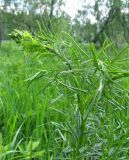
[[0, 31, 129, 160]]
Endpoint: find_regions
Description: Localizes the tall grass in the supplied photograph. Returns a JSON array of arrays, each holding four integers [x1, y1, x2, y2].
[[0, 31, 129, 159]]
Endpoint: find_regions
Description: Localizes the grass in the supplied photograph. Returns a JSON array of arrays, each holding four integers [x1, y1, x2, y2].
[[0, 32, 129, 160]]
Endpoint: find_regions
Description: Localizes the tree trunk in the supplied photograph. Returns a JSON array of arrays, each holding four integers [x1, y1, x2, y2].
[[48, 0, 55, 30], [0, 13, 4, 47]]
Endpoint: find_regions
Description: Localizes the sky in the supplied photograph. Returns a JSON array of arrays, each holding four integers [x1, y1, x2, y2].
[[64, 0, 96, 22], [64, 0, 83, 18]]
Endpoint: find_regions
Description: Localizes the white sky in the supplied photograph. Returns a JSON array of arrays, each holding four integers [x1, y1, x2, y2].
[[64, 0, 83, 17], [64, 0, 96, 22]]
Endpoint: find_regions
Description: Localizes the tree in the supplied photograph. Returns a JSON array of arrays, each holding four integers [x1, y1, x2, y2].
[[74, 0, 129, 47]]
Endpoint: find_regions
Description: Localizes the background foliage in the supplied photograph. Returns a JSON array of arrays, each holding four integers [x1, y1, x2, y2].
[[1, 0, 129, 47]]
